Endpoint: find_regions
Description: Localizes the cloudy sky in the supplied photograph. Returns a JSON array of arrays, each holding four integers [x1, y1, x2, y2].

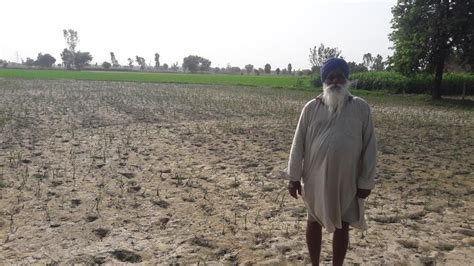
[[1, 0, 396, 70]]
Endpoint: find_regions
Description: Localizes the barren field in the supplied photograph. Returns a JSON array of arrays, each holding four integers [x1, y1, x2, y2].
[[0, 79, 473, 265]]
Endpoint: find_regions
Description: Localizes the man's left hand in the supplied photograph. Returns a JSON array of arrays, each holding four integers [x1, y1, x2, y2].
[[357, 188, 371, 199]]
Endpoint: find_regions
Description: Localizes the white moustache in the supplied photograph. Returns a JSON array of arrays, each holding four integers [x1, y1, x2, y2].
[[322, 82, 351, 115], [327, 84, 343, 90]]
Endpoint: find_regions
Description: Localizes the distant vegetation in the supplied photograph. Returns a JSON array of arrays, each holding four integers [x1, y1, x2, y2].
[[1, 67, 473, 96], [351, 72, 474, 95], [182, 55, 212, 73], [24, 53, 56, 68], [0, 0, 472, 99], [0, 68, 311, 89], [313, 72, 474, 96], [60, 29, 93, 69]]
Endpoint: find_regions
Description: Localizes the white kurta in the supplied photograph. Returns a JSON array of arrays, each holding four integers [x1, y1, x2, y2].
[[287, 94, 377, 233]]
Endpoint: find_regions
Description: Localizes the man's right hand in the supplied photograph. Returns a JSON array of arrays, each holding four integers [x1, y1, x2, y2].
[[288, 181, 302, 199]]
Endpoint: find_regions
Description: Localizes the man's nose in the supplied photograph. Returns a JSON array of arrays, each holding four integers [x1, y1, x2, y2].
[[328, 77, 342, 84]]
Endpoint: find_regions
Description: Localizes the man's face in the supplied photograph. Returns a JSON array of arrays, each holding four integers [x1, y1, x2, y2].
[[325, 69, 347, 87], [322, 70, 350, 114]]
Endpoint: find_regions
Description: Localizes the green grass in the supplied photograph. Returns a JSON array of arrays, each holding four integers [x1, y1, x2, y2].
[[1, 68, 471, 109], [0, 68, 312, 89]]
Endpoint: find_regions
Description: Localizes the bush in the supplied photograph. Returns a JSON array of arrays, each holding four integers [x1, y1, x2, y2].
[[350, 72, 409, 93], [410, 73, 474, 95], [311, 74, 322, 87], [102, 61, 112, 69], [182, 55, 211, 73], [74, 51, 93, 69], [311, 71, 474, 95]]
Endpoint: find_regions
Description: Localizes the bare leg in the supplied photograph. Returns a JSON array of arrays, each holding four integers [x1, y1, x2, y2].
[[332, 221, 349, 266], [306, 220, 322, 265]]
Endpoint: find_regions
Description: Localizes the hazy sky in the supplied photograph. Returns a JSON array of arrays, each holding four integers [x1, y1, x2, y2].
[[1, 0, 397, 70]]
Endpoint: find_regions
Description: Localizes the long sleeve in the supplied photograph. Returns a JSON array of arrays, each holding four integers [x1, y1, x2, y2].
[[357, 105, 377, 189], [287, 104, 308, 181]]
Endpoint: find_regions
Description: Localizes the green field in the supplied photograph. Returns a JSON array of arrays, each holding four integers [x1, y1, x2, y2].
[[0, 68, 311, 89]]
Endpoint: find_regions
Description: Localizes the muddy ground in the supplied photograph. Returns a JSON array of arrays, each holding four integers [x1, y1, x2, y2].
[[0, 79, 473, 265]]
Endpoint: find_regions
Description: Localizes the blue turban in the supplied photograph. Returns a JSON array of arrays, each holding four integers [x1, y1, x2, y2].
[[320, 58, 349, 83]]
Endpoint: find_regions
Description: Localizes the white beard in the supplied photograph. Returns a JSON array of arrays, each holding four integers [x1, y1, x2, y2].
[[322, 81, 351, 115]]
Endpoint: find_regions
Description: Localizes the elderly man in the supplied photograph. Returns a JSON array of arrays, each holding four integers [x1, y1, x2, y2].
[[287, 58, 376, 265]]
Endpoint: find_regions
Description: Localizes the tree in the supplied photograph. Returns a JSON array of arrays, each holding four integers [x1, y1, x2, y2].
[[445, 52, 468, 72], [362, 53, 373, 70], [302, 69, 312, 76], [245, 64, 254, 74], [227, 66, 241, 73], [110, 52, 120, 67], [276, 68, 281, 75], [136, 56, 146, 70], [128, 58, 134, 68], [182, 56, 199, 72], [264, 63, 271, 74], [347, 61, 368, 73], [102, 61, 111, 69], [62, 29, 79, 69], [288, 63, 292, 74], [63, 29, 79, 53], [182, 55, 212, 73], [389, 0, 473, 99], [200, 58, 211, 71], [309, 43, 343, 73], [254, 69, 260, 76], [35, 53, 56, 67], [25, 58, 35, 67], [61, 29, 92, 69], [170, 62, 179, 71], [154, 53, 160, 69], [60, 48, 74, 69], [74, 51, 92, 69], [162, 63, 169, 70], [371, 54, 385, 71]]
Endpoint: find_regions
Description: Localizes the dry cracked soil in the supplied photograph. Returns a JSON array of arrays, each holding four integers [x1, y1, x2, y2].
[[0, 79, 473, 265]]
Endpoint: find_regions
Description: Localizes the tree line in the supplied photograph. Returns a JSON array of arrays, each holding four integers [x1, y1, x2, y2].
[[2, 0, 472, 100], [308, 43, 387, 75], [4, 30, 392, 77]]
